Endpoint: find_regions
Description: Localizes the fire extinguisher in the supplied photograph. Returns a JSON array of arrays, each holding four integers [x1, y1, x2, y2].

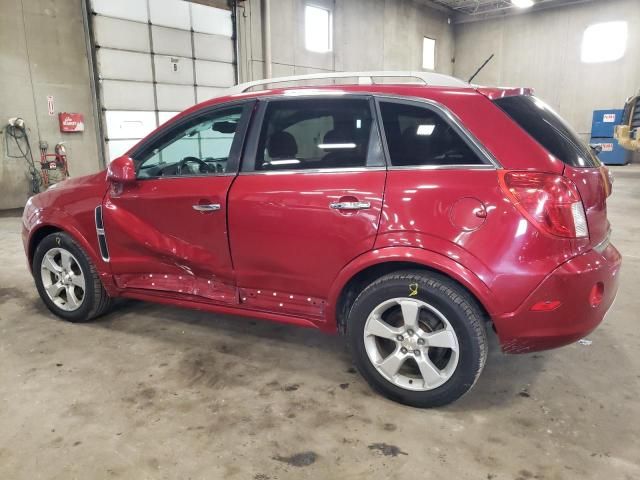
[[39, 141, 70, 188]]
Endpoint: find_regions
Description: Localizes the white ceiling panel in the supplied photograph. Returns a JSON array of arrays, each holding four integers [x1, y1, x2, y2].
[[97, 49, 153, 81], [107, 139, 141, 162], [158, 111, 181, 125], [196, 86, 226, 102], [154, 55, 194, 85], [193, 33, 234, 63], [105, 111, 157, 140], [94, 16, 150, 52], [101, 80, 156, 110], [156, 84, 196, 110], [91, 0, 148, 22], [149, 0, 191, 29], [190, 4, 232, 37], [195, 60, 235, 87], [152, 26, 192, 57]]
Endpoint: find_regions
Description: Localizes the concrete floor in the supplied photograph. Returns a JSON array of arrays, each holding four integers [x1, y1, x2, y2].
[[1, 166, 639, 480]]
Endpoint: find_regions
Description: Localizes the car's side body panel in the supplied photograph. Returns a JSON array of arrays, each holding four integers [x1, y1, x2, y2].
[[377, 168, 580, 316], [228, 169, 386, 317]]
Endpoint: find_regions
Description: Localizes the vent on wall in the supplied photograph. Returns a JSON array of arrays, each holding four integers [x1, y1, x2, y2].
[[95, 206, 110, 261]]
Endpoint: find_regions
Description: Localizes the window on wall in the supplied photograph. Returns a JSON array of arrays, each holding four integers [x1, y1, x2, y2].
[[305, 5, 332, 53], [422, 37, 436, 70], [581, 21, 628, 63]]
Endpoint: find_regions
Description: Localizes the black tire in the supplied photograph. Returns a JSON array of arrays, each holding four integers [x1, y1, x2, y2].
[[346, 270, 487, 408], [33, 232, 112, 322]]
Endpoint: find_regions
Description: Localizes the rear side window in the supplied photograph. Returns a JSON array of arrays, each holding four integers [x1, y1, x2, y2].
[[255, 99, 373, 171], [494, 96, 601, 168], [379, 101, 484, 166]]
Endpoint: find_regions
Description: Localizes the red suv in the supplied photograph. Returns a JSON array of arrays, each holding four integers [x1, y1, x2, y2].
[[22, 73, 621, 407]]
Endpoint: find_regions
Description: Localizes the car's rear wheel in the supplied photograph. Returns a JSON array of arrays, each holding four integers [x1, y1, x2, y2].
[[347, 270, 487, 407], [33, 232, 112, 322]]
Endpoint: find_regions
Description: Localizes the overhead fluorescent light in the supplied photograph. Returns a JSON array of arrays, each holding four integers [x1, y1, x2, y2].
[[265, 159, 300, 166], [417, 124, 436, 136], [511, 0, 534, 8], [318, 143, 356, 149]]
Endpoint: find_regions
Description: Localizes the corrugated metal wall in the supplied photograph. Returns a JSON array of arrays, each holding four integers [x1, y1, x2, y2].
[[90, 0, 235, 161]]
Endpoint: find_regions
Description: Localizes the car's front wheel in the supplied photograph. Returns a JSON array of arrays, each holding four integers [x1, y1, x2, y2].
[[33, 232, 112, 322], [347, 270, 488, 407]]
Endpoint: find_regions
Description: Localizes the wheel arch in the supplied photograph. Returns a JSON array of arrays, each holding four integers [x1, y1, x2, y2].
[[328, 248, 496, 333], [28, 225, 62, 267], [28, 220, 101, 273]]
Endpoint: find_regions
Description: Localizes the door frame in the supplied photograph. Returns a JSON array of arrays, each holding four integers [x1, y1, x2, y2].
[[239, 94, 387, 173]]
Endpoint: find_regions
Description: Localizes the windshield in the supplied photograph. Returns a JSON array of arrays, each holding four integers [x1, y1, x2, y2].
[[494, 95, 601, 168]]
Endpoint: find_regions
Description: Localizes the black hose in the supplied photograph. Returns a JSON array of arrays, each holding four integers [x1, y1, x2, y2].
[[4, 122, 40, 194]]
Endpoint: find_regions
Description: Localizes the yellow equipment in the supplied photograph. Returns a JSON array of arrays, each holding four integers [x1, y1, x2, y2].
[[615, 91, 640, 151]]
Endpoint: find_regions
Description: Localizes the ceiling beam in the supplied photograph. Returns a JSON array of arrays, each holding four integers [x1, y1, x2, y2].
[[410, 0, 458, 14], [453, 0, 598, 23]]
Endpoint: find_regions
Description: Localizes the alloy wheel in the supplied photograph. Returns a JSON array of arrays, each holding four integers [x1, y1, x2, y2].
[[363, 297, 460, 391], [40, 247, 86, 312]]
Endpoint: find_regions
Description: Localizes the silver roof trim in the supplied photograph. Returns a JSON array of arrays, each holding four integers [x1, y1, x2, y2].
[[226, 71, 469, 95]]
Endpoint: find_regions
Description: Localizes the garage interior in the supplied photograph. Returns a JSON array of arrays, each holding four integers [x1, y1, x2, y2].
[[1, 0, 639, 478]]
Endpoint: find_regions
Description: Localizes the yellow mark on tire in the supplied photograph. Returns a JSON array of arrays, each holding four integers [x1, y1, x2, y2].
[[409, 283, 418, 297]]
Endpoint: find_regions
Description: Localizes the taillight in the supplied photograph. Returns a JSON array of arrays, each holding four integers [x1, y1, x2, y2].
[[498, 171, 588, 239]]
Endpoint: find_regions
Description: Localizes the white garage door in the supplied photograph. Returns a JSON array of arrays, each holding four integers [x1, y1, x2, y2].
[[89, 0, 236, 161]]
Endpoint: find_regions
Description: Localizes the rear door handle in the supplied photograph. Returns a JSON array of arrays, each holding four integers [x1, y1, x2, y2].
[[192, 203, 221, 212], [329, 201, 371, 210]]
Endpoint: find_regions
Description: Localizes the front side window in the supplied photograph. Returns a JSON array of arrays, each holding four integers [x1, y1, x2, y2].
[[379, 101, 484, 167], [135, 106, 243, 178], [255, 99, 373, 171]]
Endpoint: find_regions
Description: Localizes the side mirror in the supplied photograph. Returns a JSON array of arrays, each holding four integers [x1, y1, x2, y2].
[[107, 155, 136, 183]]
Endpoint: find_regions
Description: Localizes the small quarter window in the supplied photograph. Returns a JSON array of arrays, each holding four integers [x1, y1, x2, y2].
[[379, 102, 484, 167], [581, 21, 627, 63], [256, 99, 373, 171], [305, 5, 332, 53], [493, 95, 600, 168], [422, 37, 436, 70]]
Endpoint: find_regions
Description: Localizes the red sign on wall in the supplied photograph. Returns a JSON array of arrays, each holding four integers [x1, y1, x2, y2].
[[58, 113, 85, 132]]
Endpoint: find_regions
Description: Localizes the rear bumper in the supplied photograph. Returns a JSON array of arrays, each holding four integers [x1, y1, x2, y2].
[[493, 242, 621, 353]]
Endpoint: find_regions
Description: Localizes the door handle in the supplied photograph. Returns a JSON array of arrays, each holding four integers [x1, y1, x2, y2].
[[329, 201, 371, 211], [192, 203, 221, 212]]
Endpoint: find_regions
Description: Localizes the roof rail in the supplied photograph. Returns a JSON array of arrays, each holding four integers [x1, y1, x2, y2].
[[226, 71, 469, 95]]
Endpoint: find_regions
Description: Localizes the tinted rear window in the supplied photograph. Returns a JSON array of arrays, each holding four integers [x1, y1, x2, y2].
[[494, 96, 601, 168]]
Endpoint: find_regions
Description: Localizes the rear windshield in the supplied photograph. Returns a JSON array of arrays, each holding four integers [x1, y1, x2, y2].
[[494, 96, 601, 168]]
